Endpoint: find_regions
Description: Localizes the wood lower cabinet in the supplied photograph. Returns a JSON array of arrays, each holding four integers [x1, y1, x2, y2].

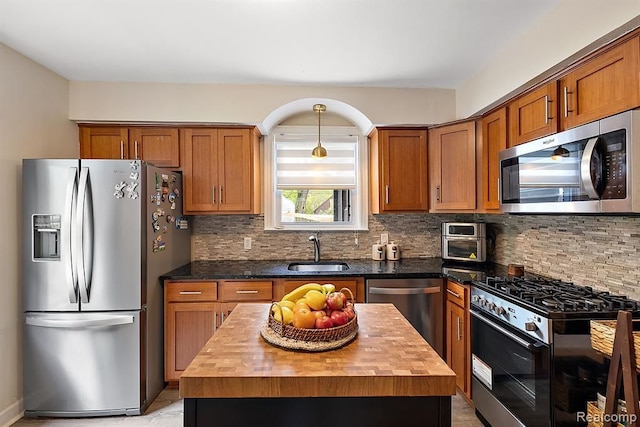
[[164, 279, 273, 383], [275, 277, 364, 303], [480, 108, 507, 212], [445, 280, 471, 401], [428, 121, 476, 212], [508, 82, 558, 146], [182, 127, 261, 214], [560, 36, 640, 130], [369, 128, 428, 213], [79, 125, 180, 168], [164, 281, 218, 383]]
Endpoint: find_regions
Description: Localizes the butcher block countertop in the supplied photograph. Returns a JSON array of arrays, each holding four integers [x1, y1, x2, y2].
[[179, 303, 456, 399]]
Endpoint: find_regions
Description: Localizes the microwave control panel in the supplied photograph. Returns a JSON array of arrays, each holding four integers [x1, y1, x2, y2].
[[602, 129, 626, 200]]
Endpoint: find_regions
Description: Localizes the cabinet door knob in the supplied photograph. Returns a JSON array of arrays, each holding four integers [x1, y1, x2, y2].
[[385, 185, 389, 204]]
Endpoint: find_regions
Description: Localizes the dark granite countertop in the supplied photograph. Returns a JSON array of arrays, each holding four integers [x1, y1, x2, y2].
[[160, 258, 507, 284]]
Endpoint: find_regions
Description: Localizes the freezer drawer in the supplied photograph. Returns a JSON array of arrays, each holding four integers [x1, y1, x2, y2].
[[366, 278, 444, 357], [24, 311, 142, 417]]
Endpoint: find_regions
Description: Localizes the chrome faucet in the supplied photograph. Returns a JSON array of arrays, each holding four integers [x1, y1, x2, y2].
[[308, 234, 320, 262]]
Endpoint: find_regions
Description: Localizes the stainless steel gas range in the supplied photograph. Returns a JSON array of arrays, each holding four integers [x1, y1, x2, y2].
[[470, 276, 640, 427]]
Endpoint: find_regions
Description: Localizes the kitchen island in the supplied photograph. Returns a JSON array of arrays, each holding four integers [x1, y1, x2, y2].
[[180, 303, 457, 427]]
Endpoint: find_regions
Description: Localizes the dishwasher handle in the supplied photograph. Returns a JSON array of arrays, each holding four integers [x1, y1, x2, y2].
[[368, 286, 440, 295]]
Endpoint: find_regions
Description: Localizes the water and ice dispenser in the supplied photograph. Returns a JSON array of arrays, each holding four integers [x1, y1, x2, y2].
[[32, 214, 61, 260]]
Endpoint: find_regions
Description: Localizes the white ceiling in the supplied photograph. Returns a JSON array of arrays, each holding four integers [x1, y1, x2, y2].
[[0, 0, 559, 89]]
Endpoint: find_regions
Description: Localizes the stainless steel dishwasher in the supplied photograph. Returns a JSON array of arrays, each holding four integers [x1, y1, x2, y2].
[[365, 278, 443, 357]]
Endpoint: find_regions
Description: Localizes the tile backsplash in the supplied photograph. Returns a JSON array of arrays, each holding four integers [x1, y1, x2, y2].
[[192, 213, 640, 299]]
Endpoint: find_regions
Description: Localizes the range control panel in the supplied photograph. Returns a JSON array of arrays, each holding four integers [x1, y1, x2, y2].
[[471, 286, 551, 345]]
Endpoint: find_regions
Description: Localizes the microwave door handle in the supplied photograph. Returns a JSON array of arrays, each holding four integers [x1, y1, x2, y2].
[[470, 309, 543, 351], [580, 136, 601, 200]]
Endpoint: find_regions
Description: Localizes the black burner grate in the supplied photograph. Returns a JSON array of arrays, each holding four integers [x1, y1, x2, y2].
[[481, 276, 639, 313]]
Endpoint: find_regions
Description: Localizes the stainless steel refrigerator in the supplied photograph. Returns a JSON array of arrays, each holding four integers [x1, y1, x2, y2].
[[22, 159, 191, 417]]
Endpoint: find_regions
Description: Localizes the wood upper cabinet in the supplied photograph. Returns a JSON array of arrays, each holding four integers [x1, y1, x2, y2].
[[182, 127, 261, 214], [79, 126, 129, 160], [445, 280, 470, 400], [480, 108, 507, 212], [560, 36, 640, 130], [508, 82, 558, 146], [369, 128, 428, 213], [428, 121, 476, 212], [128, 127, 180, 167], [79, 126, 180, 167]]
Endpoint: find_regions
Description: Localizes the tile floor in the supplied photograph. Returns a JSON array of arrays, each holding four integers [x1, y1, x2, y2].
[[12, 388, 485, 426]]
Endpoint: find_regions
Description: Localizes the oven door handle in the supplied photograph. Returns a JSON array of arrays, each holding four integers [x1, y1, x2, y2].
[[470, 309, 545, 351]]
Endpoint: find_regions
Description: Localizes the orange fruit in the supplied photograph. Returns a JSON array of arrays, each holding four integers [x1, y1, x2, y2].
[[293, 300, 310, 314], [293, 308, 316, 329]]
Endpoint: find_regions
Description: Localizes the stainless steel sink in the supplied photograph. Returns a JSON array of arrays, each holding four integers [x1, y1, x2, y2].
[[287, 262, 350, 272]]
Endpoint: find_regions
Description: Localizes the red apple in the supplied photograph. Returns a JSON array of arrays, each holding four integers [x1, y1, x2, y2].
[[313, 310, 326, 320], [315, 315, 334, 329], [343, 305, 356, 321], [326, 292, 346, 310], [330, 309, 349, 326]]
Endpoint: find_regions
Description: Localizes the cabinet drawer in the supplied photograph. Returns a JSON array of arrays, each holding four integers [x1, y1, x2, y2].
[[165, 281, 217, 302], [221, 281, 273, 301], [446, 281, 467, 308]]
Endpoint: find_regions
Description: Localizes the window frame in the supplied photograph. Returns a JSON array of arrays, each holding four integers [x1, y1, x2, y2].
[[263, 125, 368, 231]]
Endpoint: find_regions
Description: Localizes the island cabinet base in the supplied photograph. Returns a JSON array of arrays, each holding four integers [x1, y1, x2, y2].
[[184, 395, 451, 427]]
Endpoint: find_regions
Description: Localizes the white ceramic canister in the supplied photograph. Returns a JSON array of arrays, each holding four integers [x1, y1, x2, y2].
[[386, 242, 400, 260], [372, 243, 386, 260]]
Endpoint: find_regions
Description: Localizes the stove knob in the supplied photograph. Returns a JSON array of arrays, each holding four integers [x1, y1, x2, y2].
[[471, 295, 479, 303], [495, 306, 505, 316], [488, 302, 496, 311], [524, 321, 538, 332]]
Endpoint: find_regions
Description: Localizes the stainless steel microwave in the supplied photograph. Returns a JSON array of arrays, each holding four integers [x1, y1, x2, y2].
[[499, 109, 640, 213], [442, 222, 487, 263]]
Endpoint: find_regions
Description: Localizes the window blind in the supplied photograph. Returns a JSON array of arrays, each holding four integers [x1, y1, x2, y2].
[[275, 134, 357, 189]]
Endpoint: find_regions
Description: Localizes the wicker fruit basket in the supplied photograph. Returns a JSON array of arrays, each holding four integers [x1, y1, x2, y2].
[[590, 319, 640, 370], [260, 287, 358, 352]]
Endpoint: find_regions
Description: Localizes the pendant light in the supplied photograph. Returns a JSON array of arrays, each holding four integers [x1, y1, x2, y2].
[[551, 145, 570, 160], [311, 104, 327, 158]]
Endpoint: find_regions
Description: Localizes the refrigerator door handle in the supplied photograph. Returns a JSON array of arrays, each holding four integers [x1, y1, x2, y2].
[[65, 167, 79, 303], [26, 315, 134, 329], [76, 167, 94, 304]]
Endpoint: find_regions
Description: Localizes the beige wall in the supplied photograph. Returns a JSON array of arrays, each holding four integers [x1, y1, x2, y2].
[[0, 43, 77, 426], [69, 82, 457, 127], [457, 3, 640, 117]]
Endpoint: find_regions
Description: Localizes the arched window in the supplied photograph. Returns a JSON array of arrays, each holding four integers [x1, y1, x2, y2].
[[263, 125, 368, 231]]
